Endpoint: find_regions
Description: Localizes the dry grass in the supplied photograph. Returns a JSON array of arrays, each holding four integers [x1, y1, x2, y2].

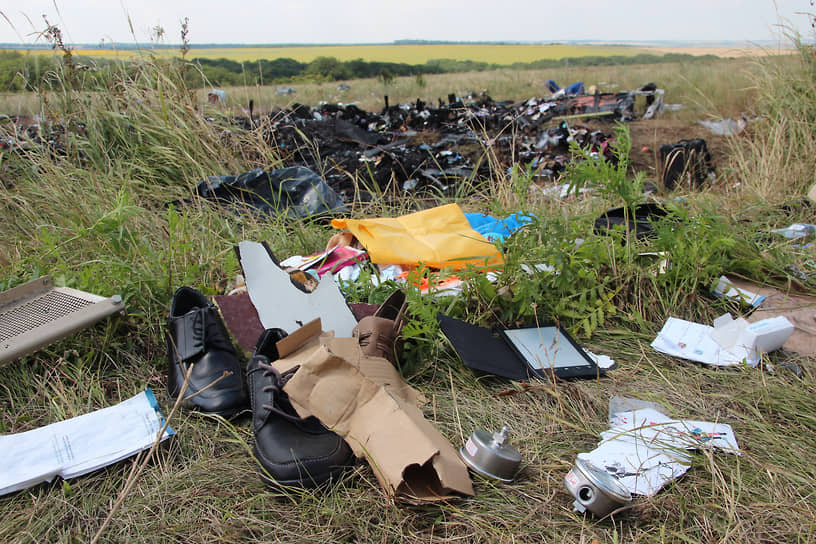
[[194, 56, 769, 119]]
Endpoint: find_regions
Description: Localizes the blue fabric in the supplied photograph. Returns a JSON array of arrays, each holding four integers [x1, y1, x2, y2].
[[546, 79, 560, 93], [465, 212, 536, 243], [565, 81, 585, 95]]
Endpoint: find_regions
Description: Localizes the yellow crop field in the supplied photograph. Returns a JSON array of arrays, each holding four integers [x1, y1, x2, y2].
[[186, 44, 646, 64], [15, 43, 650, 64]]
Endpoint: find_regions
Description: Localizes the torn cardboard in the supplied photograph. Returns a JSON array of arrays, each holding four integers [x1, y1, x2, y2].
[[271, 319, 472, 501], [724, 278, 816, 357]]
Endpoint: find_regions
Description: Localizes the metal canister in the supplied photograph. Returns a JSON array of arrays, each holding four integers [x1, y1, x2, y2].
[[459, 426, 521, 482], [564, 458, 632, 517]]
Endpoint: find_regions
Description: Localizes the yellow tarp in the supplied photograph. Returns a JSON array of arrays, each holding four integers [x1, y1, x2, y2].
[[331, 203, 503, 270]]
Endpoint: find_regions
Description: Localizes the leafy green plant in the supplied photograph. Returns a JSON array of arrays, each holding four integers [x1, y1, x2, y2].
[[457, 215, 618, 338], [566, 122, 645, 245]]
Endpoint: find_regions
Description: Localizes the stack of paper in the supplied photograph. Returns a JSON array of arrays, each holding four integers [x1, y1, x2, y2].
[[0, 389, 174, 496], [579, 408, 739, 496]]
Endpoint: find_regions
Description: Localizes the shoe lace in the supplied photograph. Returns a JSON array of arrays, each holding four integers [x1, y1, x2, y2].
[[257, 361, 303, 423], [355, 326, 396, 360]]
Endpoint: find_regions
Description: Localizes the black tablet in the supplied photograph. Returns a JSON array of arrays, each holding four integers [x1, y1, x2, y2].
[[501, 325, 601, 379], [437, 313, 602, 380]]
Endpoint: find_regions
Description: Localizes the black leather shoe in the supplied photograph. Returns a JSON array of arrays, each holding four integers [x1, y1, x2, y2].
[[247, 328, 355, 488], [165, 286, 248, 418]]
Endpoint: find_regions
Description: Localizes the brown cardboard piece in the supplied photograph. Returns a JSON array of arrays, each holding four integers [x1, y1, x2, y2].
[[271, 319, 473, 501], [728, 278, 816, 356]]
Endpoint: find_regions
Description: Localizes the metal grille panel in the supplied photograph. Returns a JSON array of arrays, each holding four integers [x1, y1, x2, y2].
[[0, 276, 124, 364], [0, 291, 94, 342]]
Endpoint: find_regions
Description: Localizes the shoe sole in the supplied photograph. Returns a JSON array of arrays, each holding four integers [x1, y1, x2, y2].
[[256, 465, 349, 489], [254, 445, 354, 489]]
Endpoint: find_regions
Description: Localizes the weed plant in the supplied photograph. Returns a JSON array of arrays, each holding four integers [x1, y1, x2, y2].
[[0, 27, 815, 544]]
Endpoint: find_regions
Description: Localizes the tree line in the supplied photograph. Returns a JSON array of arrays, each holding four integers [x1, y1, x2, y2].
[[0, 49, 718, 92]]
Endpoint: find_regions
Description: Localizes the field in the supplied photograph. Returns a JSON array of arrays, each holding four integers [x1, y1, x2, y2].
[[14, 42, 777, 64], [207, 56, 764, 116], [1, 39, 815, 544], [0, 55, 770, 119]]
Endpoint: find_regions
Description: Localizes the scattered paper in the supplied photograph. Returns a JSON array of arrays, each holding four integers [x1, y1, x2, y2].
[[579, 407, 739, 496], [713, 276, 765, 307], [0, 389, 173, 496], [586, 350, 616, 370], [651, 317, 747, 366], [652, 315, 794, 367]]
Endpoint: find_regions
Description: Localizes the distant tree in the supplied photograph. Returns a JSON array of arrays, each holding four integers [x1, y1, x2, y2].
[[306, 57, 349, 80]]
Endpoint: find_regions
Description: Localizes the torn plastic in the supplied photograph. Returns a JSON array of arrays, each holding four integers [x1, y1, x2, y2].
[[593, 202, 671, 240], [697, 117, 747, 136], [196, 166, 347, 219]]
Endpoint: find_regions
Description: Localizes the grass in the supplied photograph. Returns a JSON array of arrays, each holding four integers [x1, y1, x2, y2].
[[0, 55, 775, 120], [166, 55, 791, 118], [1, 35, 815, 543]]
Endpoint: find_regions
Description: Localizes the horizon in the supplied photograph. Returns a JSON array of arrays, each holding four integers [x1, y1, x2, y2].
[[0, 1, 810, 46], [0, 39, 787, 49]]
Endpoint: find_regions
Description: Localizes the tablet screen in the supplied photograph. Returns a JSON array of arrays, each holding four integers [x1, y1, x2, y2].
[[502, 326, 594, 371]]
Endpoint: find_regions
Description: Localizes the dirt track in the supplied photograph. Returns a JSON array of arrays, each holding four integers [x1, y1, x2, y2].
[[625, 118, 732, 180]]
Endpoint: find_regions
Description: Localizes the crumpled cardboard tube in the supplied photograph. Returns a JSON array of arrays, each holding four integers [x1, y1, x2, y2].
[[271, 319, 473, 501]]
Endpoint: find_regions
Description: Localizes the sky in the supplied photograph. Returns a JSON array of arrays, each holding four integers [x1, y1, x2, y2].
[[0, 0, 812, 45]]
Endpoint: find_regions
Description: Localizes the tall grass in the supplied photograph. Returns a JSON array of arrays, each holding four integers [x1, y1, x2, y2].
[[196, 57, 765, 119], [728, 48, 816, 200], [0, 34, 815, 544], [0, 56, 770, 119]]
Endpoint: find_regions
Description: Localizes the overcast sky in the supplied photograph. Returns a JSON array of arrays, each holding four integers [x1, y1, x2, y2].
[[0, 0, 811, 45]]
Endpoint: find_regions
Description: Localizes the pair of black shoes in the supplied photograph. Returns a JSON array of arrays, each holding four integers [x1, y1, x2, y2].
[[166, 286, 354, 488]]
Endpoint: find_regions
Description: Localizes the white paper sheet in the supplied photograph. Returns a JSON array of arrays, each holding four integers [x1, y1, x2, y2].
[[651, 317, 750, 366], [238, 240, 358, 337], [713, 276, 766, 307], [653, 315, 793, 368], [0, 389, 173, 496], [586, 350, 616, 370], [580, 408, 739, 497]]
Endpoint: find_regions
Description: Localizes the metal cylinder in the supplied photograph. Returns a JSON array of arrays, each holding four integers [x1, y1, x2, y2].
[[459, 426, 522, 482], [564, 458, 632, 517]]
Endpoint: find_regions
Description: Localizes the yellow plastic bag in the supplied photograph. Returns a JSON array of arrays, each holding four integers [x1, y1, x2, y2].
[[331, 203, 503, 270]]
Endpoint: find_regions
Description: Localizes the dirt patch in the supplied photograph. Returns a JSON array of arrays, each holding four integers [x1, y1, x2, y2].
[[612, 118, 731, 184]]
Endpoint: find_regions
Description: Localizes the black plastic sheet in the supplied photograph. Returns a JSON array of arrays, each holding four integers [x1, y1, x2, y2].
[[196, 166, 347, 219]]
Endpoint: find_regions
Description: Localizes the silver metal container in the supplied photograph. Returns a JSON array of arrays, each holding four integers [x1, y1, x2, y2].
[[460, 426, 521, 482], [564, 458, 632, 517]]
